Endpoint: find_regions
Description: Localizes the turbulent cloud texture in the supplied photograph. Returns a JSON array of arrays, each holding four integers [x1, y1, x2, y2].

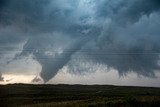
[[0, 0, 160, 83]]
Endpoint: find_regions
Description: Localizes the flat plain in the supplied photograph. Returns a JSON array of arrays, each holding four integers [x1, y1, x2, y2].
[[0, 84, 160, 107]]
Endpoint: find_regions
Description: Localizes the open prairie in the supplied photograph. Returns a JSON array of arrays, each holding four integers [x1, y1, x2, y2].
[[0, 84, 160, 107]]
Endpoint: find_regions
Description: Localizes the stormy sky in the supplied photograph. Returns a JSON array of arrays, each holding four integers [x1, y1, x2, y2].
[[0, 0, 160, 86]]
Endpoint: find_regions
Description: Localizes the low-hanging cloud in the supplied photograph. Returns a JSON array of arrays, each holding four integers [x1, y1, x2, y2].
[[0, 0, 160, 83], [0, 72, 4, 81]]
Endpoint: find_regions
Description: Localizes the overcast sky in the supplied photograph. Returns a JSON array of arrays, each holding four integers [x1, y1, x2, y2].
[[0, 0, 160, 86]]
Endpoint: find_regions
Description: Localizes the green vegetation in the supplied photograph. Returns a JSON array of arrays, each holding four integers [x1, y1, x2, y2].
[[0, 84, 160, 107]]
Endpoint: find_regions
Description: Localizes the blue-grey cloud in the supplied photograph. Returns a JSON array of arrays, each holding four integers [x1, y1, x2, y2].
[[32, 75, 42, 83], [0, 0, 160, 83], [0, 72, 4, 81]]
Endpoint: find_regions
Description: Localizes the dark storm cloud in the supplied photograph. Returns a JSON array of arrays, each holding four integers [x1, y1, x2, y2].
[[22, 34, 90, 82], [0, 0, 6, 8], [116, 0, 160, 24], [0, 72, 4, 81], [68, 0, 160, 77], [88, 0, 160, 77], [32, 75, 41, 83], [0, 0, 85, 82], [96, 0, 160, 20], [0, 0, 78, 33], [0, 0, 160, 83]]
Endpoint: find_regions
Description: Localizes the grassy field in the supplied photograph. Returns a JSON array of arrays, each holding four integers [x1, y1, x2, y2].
[[0, 84, 160, 107]]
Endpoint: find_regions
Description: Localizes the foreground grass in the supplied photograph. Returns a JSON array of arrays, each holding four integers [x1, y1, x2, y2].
[[0, 84, 160, 107]]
